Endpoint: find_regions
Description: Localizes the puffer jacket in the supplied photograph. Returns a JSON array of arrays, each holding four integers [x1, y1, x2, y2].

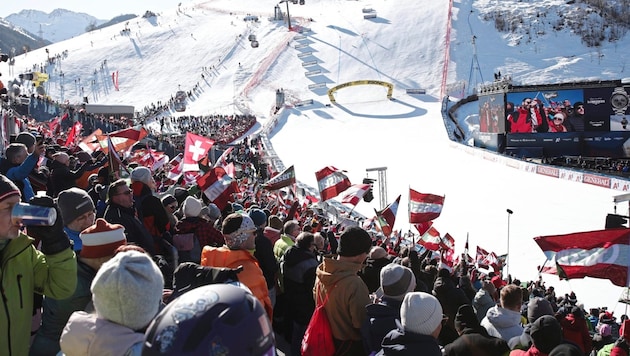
[[0, 232, 77, 356]]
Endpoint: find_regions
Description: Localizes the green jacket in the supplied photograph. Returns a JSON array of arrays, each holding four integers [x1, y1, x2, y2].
[[273, 234, 295, 262], [0, 233, 77, 356]]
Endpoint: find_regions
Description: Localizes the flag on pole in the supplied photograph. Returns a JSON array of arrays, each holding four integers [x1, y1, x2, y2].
[[417, 226, 442, 251], [78, 129, 103, 154], [196, 167, 238, 210], [183, 133, 215, 172], [107, 135, 128, 176], [414, 221, 433, 236], [263, 165, 296, 190], [374, 195, 401, 237], [341, 183, 371, 206], [534, 228, 630, 287], [64, 121, 82, 147], [441, 233, 455, 251], [315, 166, 352, 201], [408, 188, 445, 223]]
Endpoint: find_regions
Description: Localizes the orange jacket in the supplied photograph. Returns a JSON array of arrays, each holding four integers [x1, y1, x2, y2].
[[201, 246, 273, 319]]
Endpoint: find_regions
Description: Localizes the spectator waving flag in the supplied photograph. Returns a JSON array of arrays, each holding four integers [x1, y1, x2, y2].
[[535, 228, 630, 287], [197, 166, 238, 210], [341, 183, 371, 206], [374, 195, 401, 237], [315, 166, 352, 201], [183, 133, 215, 172], [408, 188, 445, 223]]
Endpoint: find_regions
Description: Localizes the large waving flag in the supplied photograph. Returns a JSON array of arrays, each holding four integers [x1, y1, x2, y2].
[[417, 226, 442, 251], [100, 126, 148, 153], [374, 195, 401, 237], [64, 121, 82, 147], [78, 129, 103, 154], [341, 183, 371, 206], [263, 165, 296, 190], [409, 188, 445, 223], [441, 232, 455, 251], [535, 229, 630, 287], [183, 133, 215, 172], [197, 166, 238, 210], [315, 166, 352, 201]]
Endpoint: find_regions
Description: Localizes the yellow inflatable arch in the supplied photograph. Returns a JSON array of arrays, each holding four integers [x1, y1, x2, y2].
[[327, 80, 393, 104]]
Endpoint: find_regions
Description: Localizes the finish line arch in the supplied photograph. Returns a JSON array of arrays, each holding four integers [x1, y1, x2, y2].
[[327, 80, 393, 104]]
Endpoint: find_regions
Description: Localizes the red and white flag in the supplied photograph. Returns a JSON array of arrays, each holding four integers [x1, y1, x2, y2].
[[417, 226, 442, 251], [535, 228, 630, 287], [64, 121, 82, 147], [263, 165, 296, 191], [440, 232, 455, 251], [315, 166, 352, 201], [374, 195, 401, 237], [183, 133, 215, 172], [414, 221, 433, 236], [409, 188, 444, 223], [166, 159, 183, 182], [341, 184, 371, 206], [196, 167, 238, 210], [78, 129, 103, 154], [98, 126, 148, 153]]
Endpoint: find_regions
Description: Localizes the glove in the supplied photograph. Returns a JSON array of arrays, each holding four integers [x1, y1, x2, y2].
[[614, 337, 629, 354], [27, 196, 71, 255]]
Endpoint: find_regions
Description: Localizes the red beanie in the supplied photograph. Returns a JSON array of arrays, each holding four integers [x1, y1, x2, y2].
[[79, 218, 127, 258]]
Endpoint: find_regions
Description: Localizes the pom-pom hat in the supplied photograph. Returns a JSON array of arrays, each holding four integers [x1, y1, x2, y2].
[[80, 218, 127, 258]]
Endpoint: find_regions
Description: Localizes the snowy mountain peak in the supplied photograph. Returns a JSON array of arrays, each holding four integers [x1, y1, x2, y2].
[[5, 9, 106, 43]]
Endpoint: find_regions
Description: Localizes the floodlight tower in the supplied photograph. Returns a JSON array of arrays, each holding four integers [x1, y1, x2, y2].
[[366, 167, 388, 210]]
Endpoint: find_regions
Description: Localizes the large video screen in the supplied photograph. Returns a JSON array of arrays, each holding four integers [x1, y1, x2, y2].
[[504, 86, 630, 134], [478, 93, 505, 133]]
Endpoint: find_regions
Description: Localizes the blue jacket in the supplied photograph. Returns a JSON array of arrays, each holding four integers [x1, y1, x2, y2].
[[0, 153, 39, 201]]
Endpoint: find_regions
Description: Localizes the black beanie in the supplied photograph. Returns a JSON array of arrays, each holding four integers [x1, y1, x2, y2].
[[531, 315, 563, 353], [454, 304, 480, 331], [0, 174, 20, 202], [337, 226, 372, 257]]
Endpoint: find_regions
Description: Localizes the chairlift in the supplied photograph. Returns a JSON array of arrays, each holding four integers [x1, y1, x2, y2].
[[251, 40, 259, 48]]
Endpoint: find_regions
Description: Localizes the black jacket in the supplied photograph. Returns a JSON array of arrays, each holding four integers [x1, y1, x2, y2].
[[378, 329, 442, 356], [282, 245, 318, 325], [443, 328, 510, 356], [362, 297, 402, 354], [104, 202, 155, 255]]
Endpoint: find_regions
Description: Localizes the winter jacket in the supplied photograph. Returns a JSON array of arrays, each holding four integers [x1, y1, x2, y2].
[[377, 329, 442, 356], [104, 202, 155, 255], [443, 327, 510, 356], [558, 313, 592, 354], [254, 229, 278, 290], [314, 257, 371, 342], [60, 311, 143, 356], [510, 345, 549, 356], [64, 226, 82, 252], [132, 182, 170, 253], [273, 234, 294, 261], [0, 153, 38, 201], [481, 305, 524, 342], [433, 274, 471, 344], [0, 232, 77, 356], [48, 159, 102, 198], [30, 259, 97, 355], [282, 245, 318, 325], [360, 257, 392, 293], [174, 216, 224, 248], [473, 288, 496, 321], [361, 297, 402, 354], [201, 246, 273, 319]]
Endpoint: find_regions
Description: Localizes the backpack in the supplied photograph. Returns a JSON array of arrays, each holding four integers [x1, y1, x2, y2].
[[301, 283, 336, 356]]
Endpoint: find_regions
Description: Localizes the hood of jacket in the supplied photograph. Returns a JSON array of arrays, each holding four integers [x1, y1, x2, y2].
[[315, 257, 363, 287], [485, 305, 523, 328], [60, 311, 144, 356]]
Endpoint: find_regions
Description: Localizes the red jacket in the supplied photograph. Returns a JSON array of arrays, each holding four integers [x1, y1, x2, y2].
[[558, 314, 592, 354]]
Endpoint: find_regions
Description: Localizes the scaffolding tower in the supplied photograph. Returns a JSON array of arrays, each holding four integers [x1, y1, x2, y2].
[[366, 166, 388, 210]]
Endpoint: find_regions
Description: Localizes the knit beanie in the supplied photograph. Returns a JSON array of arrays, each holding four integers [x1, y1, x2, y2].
[[530, 315, 563, 354], [79, 218, 127, 258], [380, 263, 416, 301], [0, 174, 20, 202], [548, 343, 584, 356], [527, 297, 554, 324], [91, 250, 164, 331], [182, 196, 203, 218], [370, 246, 388, 260], [249, 208, 267, 228], [206, 203, 221, 221], [454, 304, 480, 331], [15, 132, 36, 148], [130, 166, 152, 185], [337, 226, 372, 257], [401, 292, 443, 335], [173, 187, 189, 205], [57, 188, 95, 225], [161, 194, 177, 207], [222, 212, 256, 249], [268, 215, 283, 230]]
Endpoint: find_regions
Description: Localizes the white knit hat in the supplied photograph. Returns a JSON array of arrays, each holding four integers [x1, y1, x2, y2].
[[182, 196, 203, 218], [91, 250, 164, 330], [380, 263, 416, 301], [401, 292, 443, 336], [130, 166, 152, 185]]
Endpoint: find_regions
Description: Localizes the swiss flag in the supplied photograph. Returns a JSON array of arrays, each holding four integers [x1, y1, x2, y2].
[[197, 167, 238, 210], [183, 133, 215, 172], [315, 166, 351, 201]]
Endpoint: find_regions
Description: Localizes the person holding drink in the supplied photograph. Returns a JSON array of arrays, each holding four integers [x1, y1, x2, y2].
[[0, 174, 77, 355]]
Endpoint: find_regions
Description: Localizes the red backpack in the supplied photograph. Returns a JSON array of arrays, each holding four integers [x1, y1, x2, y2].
[[301, 283, 336, 356]]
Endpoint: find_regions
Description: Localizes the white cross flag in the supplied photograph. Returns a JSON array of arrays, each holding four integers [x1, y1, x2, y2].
[[182, 133, 215, 172]]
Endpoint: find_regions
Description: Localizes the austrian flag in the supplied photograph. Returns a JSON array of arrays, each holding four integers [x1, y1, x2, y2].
[[341, 184, 371, 206], [315, 166, 352, 201], [197, 167, 238, 210], [409, 188, 444, 223], [534, 228, 630, 287]]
